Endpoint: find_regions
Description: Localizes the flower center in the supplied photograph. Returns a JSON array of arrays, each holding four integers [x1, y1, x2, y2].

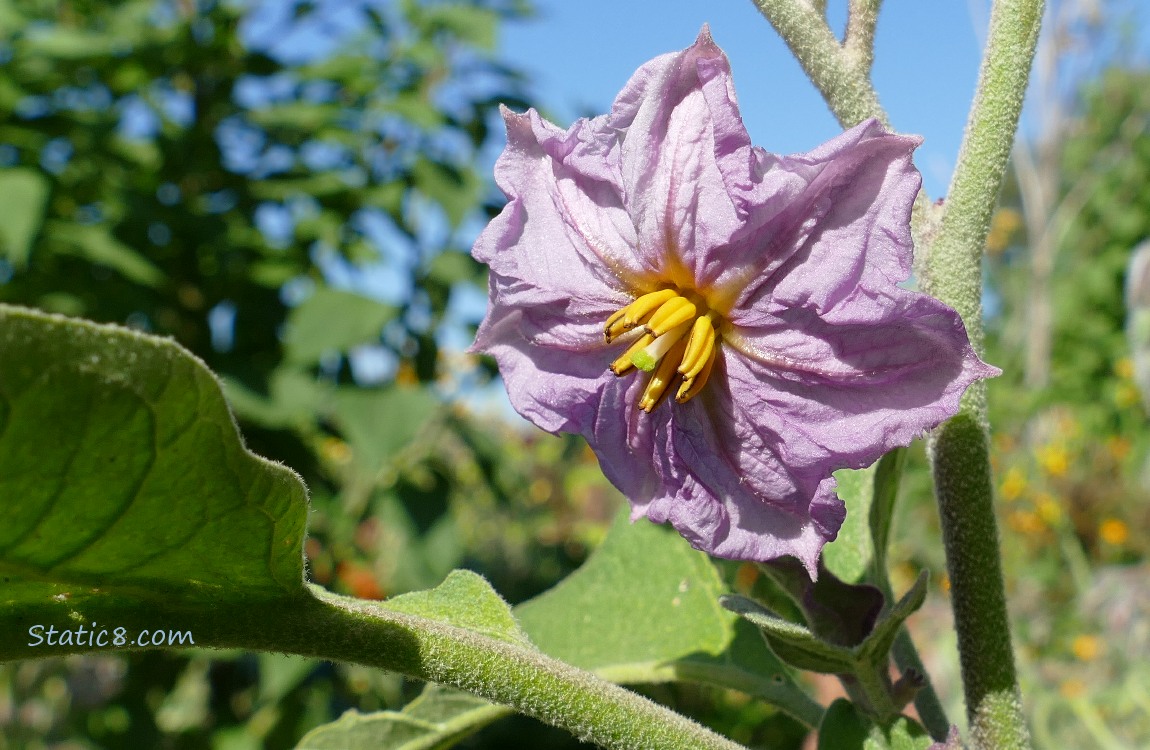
[[604, 289, 721, 412]]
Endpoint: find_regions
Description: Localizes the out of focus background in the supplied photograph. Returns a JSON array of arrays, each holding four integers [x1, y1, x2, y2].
[[0, 1, 1147, 747]]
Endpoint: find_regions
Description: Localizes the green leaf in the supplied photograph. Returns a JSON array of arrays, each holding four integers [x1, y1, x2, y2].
[[0, 168, 50, 267], [296, 684, 508, 750], [720, 594, 857, 674], [0, 304, 308, 604], [387, 92, 446, 130], [825, 463, 878, 584], [825, 447, 907, 586], [221, 367, 331, 429], [818, 699, 931, 750], [866, 716, 931, 750], [818, 699, 872, 750], [295, 574, 533, 748], [515, 511, 732, 675], [247, 102, 342, 131], [299, 515, 796, 748], [283, 287, 397, 364], [757, 558, 885, 648], [674, 617, 824, 729], [427, 250, 483, 287], [257, 653, 316, 706], [48, 221, 165, 287], [725, 570, 927, 677], [385, 570, 530, 648], [857, 572, 928, 667], [0, 307, 744, 750], [869, 448, 907, 578], [412, 158, 480, 228], [419, 5, 498, 50], [20, 27, 125, 58], [331, 385, 439, 476]]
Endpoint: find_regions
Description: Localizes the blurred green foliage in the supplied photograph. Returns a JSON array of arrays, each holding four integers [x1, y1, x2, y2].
[[0, 1, 588, 747]]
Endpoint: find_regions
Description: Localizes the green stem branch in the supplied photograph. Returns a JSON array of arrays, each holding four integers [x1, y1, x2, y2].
[[922, 1, 1044, 745], [3, 588, 747, 750], [845, 0, 882, 75], [749, 0, 888, 129]]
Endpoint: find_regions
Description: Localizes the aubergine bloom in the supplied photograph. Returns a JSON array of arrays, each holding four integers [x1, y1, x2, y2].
[[470, 29, 998, 575]]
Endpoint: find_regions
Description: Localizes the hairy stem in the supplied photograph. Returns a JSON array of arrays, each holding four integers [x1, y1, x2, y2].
[[749, 0, 887, 128], [3, 588, 747, 750], [921, 0, 1044, 747], [845, 0, 882, 75]]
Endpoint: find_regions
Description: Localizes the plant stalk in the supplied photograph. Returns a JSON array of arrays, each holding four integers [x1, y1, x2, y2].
[[921, 0, 1044, 747]]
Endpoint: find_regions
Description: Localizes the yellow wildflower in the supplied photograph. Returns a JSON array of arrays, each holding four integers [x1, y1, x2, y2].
[[1071, 634, 1102, 662], [1060, 679, 1086, 699], [1115, 358, 1135, 380], [1037, 445, 1069, 477], [1007, 510, 1045, 535], [1106, 436, 1132, 462], [999, 467, 1027, 502], [321, 437, 353, 465], [1099, 518, 1129, 546], [1034, 492, 1061, 525]]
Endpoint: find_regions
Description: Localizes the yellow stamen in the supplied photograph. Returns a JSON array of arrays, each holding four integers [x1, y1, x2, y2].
[[631, 319, 692, 372], [602, 287, 724, 410], [644, 296, 696, 337], [676, 344, 717, 403], [639, 338, 689, 413], [604, 289, 677, 342], [610, 333, 655, 375], [678, 314, 717, 379]]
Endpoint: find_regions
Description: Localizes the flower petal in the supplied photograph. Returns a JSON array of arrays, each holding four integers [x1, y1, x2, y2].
[[471, 287, 614, 435], [607, 27, 744, 288], [725, 120, 924, 314], [723, 296, 999, 474], [475, 106, 653, 304], [586, 350, 846, 574]]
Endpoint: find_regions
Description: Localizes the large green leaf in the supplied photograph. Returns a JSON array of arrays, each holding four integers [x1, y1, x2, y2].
[[0, 304, 308, 604], [385, 570, 530, 648], [0, 305, 742, 750], [515, 511, 732, 674], [303, 514, 825, 748], [824, 463, 878, 584], [48, 221, 166, 287]]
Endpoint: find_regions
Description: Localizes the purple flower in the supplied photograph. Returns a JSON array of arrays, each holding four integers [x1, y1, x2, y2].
[[470, 28, 998, 574]]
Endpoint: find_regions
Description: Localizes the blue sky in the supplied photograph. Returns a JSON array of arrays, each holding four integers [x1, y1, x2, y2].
[[497, 1, 1150, 199], [499, 1, 990, 198]]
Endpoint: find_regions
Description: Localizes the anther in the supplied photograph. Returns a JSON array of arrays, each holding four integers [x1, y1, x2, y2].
[[677, 314, 717, 379], [676, 344, 717, 403], [644, 297, 696, 337], [604, 289, 677, 342], [639, 338, 689, 412]]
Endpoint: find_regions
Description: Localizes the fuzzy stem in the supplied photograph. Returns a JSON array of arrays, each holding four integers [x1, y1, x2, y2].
[[3, 588, 747, 750], [922, 0, 1044, 744], [749, 0, 888, 128], [845, 0, 882, 75], [931, 418, 1030, 749]]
